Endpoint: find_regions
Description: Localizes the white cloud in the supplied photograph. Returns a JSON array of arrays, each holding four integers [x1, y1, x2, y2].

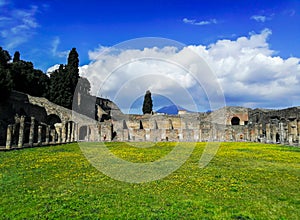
[[0, 4, 40, 49], [51, 37, 69, 58], [250, 15, 272, 22], [183, 18, 217, 26], [80, 29, 300, 112], [46, 64, 60, 76]]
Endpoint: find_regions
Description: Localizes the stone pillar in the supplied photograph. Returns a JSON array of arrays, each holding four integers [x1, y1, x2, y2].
[[73, 123, 78, 141], [45, 125, 50, 144], [254, 124, 259, 142], [249, 128, 253, 142], [61, 122, 66, 143], [244, 127, 249, 141], [259, 123, 263, 136], [67, 122, 71, 142], [288, 121, 293, 144], [29, 117, 35, 147], [18, 116, 25, 148], [199, 128, 202, 142], [272, 124, 277, 143], [38, 125, 42, 145], [6, 125, 13, 149], [266, 123, 271, 143], [57, 128, 62, 144], [232, 128, 236, 141], [70, 122, 74, 142], [86, 125, 90, 142], [298, 120, 300, 145], [51, 129, 56, 144]]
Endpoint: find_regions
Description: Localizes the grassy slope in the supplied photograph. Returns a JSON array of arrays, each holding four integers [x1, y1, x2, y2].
[[0, 142, 299, 219]]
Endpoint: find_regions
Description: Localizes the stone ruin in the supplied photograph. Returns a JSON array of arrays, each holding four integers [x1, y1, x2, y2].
[[1, 91, 300, 150]]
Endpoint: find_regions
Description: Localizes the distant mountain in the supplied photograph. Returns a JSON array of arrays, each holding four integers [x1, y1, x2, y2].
[[155, 105, 191, 115]]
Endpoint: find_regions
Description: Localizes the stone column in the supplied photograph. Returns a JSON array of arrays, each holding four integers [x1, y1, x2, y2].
[[259, 123, 264, 142], [57, 128, 62, 144], [232, 128, 236, 141], [29, 117, 35, 147], [17, 116, 25, 148], [51, 129, 56, 144], [199, 128, 202, 142], [86, 125, 90, 142], [45, 125, 50, 144], [61, 122, 66, 143], [249, 128, 253, 142], [38, 125, 42, 145], [279, 122, 284, 143], [266, 123, 271, 143], [254, 124, 259, 142], [272, 124, 277, 143], [73, 123, 78, 141], [6, 125, 13, 149], [244, 127, 249, 141], [70, 122, 74, 142], [298, 120, 300, 145], [288, 120, 293, 145], [67, 122, 71, 142]]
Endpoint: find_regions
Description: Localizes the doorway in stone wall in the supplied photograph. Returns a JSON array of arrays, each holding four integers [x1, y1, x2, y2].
[[231, 117, 240, 125]]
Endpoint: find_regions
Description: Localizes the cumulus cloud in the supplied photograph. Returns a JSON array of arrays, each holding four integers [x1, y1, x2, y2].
[[46, 64, 60, 76], [183, 18, 217, 26], [79, 29, 300, 112], [0, 3, 40, 49]]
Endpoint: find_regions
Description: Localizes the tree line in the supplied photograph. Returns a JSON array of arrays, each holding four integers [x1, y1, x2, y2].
[[0, 45, 153, 115], [0, 46, 90, 109]]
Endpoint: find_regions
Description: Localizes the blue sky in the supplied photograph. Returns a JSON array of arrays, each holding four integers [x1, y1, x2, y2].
[[1, 0, 300, 112]]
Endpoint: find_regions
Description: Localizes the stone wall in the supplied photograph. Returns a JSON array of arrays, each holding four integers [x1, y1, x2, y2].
[[2, 91, 300, 149]]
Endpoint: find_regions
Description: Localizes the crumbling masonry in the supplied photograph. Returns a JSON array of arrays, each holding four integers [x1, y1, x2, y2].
[[1, 91, 300, 150]]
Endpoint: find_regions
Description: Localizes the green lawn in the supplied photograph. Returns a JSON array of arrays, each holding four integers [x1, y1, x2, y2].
[[0, 142, 299, 219]]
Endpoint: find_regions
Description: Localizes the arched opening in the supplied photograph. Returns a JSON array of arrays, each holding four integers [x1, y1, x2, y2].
[[46, 114, 62, 129], [79, 126, 88, 141], [231, 117, 240, 125]]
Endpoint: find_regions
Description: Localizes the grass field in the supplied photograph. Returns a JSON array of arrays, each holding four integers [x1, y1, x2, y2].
[[0, 142, 299, 219]]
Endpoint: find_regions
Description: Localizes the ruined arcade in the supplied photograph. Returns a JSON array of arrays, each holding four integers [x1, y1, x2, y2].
[[1, 90, 300, 150]]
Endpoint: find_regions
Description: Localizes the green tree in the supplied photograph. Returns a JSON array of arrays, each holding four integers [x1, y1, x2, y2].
[[31, 69, 50, 97], [0, 47, 12, 101], [10, 60, 34, 93], [142, 90, 153, 114], [9, 51, 50, 98], [0, 68, 12, 101], [66, 48, 79, 94], [49, 64, 69, 107], [0, 47, 11, 67], [49, 48, 80, 109]]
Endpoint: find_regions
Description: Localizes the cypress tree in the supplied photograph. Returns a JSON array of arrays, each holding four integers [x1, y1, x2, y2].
[[142, 90, 153, 114], [13, 51, 20, 63], [49, 48, 80, 109]]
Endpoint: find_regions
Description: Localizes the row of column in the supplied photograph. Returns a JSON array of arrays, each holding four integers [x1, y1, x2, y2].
[[5, 116, 78, 149], [249, 120, 300, 145]]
